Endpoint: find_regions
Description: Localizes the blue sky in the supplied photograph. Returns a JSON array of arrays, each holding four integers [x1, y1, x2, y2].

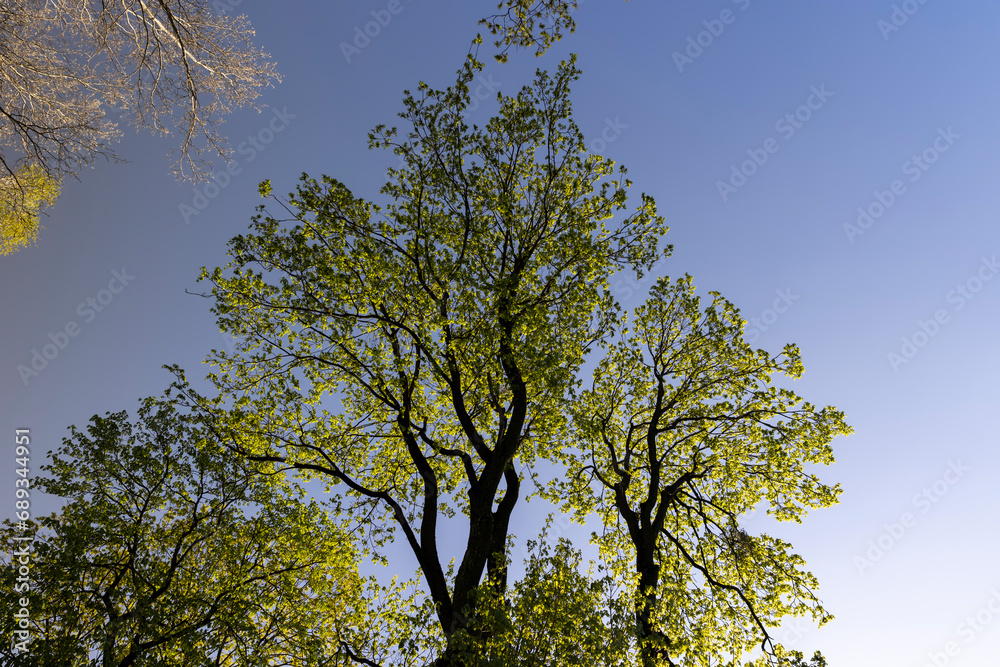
[[3, 1, 1000, 664]]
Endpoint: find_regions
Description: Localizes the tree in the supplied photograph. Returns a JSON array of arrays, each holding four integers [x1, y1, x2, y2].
[[0, 0, 279, 252], [480, 0, 581, 62], [480, 0, 630, 62], [194, 50, 848, 666], [197, 52, 664, 665], [0, 163, 59, 255], [476, 524, 637, 666], [556, 275, 850, 666], [779, 651, 827, 667], [0, 383, 367, 666]]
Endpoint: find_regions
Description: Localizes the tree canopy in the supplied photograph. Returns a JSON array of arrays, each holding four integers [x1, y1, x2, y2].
[[197, 52, 663, 665], [7, 18, 851, 664], [0, 0, 626, 253], [557, 275, 849, 665], [480, 1, 634, 62], [0, 163, 59, 255], [0, 386, 370, 666], [186, 53, 849, 666], [0, 0, 278, 253]]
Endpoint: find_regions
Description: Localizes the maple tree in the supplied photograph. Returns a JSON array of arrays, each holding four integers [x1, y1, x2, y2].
[[194, 52, 848, 665]]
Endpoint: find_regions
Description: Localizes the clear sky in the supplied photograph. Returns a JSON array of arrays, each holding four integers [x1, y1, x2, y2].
[[3, 1, 1000, 664]]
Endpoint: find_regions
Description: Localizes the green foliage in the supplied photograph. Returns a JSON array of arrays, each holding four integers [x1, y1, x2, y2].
[[783, 650, 828, 667], [8, 48, 850, 666], [744, 648, 828, 667], [420, 521, 638, 666], [481, 1, 579, 62], [191, 50, 851, 666], [0, 163, 60, 255], [0, 384, 367, 665], [479, 1, 632, 62], [498, 528, 636, 666], [554, 275, 850, 665], [198, 53, 665, 664]]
